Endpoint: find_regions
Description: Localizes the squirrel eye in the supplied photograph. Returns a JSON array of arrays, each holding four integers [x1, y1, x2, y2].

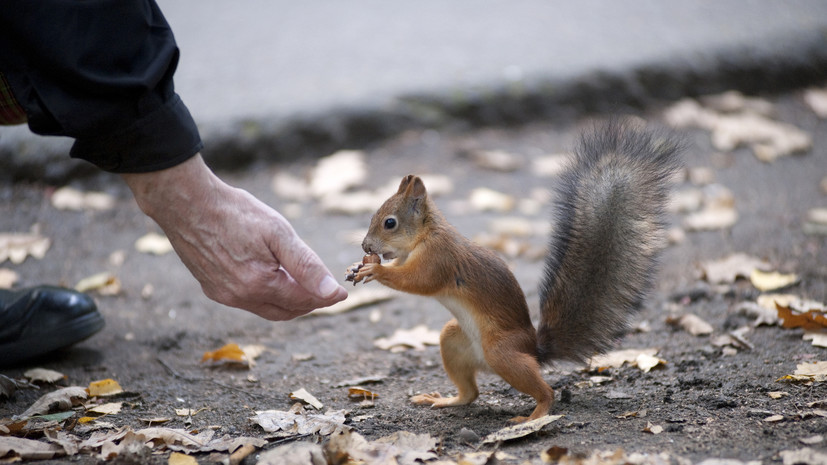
[[384, 217, 397, 230]]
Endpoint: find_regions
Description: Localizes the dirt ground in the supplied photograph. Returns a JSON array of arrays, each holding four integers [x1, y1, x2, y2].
[[1, 89, 827, 464]]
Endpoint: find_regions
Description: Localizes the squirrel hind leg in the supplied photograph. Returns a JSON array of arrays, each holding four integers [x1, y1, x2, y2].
[[486, 348, 555, 424], [412, 319, 480, 409]]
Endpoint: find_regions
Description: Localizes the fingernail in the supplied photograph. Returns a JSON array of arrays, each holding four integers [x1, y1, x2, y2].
[[318, 275, 341, 297]]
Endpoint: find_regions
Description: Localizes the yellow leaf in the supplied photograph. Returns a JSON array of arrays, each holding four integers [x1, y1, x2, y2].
[[348, 387, 379, 400], [750, 269, 799, 292], [168, 452, 198, 465], [201, 343, 246, 363], [88, 379, 124, 397]]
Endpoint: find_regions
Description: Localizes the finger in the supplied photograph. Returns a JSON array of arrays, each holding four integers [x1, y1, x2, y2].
[[273, 232, 347, 301]]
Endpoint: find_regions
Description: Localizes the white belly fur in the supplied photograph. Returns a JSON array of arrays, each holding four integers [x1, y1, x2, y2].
[[436, 295, 490, 371]]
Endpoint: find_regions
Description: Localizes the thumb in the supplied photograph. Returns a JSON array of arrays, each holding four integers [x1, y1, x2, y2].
[[277, 233, 346, 300]]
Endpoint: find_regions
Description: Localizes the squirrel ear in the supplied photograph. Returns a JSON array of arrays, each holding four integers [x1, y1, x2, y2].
[[404, 176, 427, 201], [396, 175, 416, 194]]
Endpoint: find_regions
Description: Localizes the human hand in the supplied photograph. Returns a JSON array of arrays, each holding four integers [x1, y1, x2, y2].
[[121, 154, 347, 320]]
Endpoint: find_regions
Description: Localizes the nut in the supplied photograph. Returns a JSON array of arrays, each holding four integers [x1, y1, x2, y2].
[[363, 253, 381, 264]]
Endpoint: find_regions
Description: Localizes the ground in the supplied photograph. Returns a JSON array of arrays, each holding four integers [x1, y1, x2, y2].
[[1, 89, 826, 464]]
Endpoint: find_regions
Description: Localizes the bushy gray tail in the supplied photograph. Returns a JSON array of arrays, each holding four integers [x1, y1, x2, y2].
[[537, 122, 681, 364]]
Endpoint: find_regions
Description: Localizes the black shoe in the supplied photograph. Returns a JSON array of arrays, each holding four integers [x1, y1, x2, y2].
[[0, 286, 104, 367]]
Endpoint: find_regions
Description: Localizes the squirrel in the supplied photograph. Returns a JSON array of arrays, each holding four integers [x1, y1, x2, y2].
[[348, 122, 681, 423]]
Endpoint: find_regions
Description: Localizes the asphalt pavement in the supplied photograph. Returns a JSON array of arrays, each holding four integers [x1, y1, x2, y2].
[[1, 1, 827, 180]]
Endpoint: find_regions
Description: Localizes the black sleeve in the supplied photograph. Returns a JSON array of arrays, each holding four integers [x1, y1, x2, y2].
[[0, 0, 203, 173]]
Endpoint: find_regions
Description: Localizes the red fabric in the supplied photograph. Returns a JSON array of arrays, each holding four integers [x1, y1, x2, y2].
[[0, 72, 27, 125]]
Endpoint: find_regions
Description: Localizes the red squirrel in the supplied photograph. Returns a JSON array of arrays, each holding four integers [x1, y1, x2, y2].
[[348, 123, 681, 423]]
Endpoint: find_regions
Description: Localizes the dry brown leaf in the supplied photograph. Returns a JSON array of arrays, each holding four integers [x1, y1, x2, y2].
[[18, 386, 88, 419], [310, 150, 366, 198], [290, 388, 323, 410], [0, 232, 51, 264], [0, 268, 19, 289], [310, 288, 395, 316], [482, 414, 563, 444], [467, 149, 522, 172], [374, 325, 440, 352], [532, 154, 570, 177], [24, 368, 66, 384], [779, 361, 827, 383], [135, 232, 173, 255], [51, 187, 115, 211], [469, 188, 515, 212], [86, 402, 123, 416], [74, 272, 121, 295], [643, 422, 663, 434], [250, 403, 347, 436], [750, 269, 799, 292], [776, 303, 827, 331], [88, 379, 124, 397], [666, 314, 714, 336], [700, 253, 769, 284], [588, 348, 661, 372], [257, 441, 326, 465], [0, 436, 65, 460], [804, 87, 827, 118], [683, 207, 738, 231]]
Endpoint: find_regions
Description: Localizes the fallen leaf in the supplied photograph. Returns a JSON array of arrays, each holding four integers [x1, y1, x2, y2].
[[201, 343, 247, 366], [666, 313, 714, 336], [374, 325, 440, 352], [175, 408, 208, 417], [779, 361, 827, 383], [290, 388, 324, 410], [24, 368, 66, 384], [0, 232, 51, 264], [168, 451, 198, 465], [750, 269, 799, 292], [466, 149, 522, 172], [768, 391, 789, 399], [135, 232, 173, 255], [683, 206, 738, 231], [333, 375, 386, 388], [482, 414, 563, 443], [250, 403, 347, 436], [804, 333, 827, 348], [348, 387, 379, 400], [804, 86, 827, 118], [310, 288, 395, 315], [804, 207, 827, 236], [799, 435, 824, 446], [140, 417, 172, 425], [87, 379, 124, 397], [86, 402, 123, 416], [0, 268, 19, 288], [643, 422, 663, 434], [310, 150, 366, 198], [636, 353, 666, 373], [74, 272, 121, 296], [764, 414, 785, 423], [17, 386, 87, 419], [0, 436, 65, 460], [51, 186, 115, 211], [532, 154, 569, 177], [700, 253, 769, 284], [257, 441, 326, 465], [777, 303, 827, 331], [588, 348, 661, 371], [469, 188, 515, 212]]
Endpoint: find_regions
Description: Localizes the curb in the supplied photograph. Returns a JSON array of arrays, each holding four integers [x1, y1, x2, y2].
[[2, 29, 827, 184]]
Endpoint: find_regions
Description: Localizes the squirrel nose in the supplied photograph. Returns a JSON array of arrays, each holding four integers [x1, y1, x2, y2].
[[361, 239, 371, 254]]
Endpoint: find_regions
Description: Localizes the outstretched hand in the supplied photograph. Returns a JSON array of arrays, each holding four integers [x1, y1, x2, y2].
[[121, 154, 347, 320]]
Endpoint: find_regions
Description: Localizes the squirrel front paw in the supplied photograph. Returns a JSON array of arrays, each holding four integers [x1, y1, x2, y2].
[[345, 253, 381, 285]]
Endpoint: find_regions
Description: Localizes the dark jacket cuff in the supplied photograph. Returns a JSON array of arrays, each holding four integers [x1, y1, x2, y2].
[[69, 94, 203, 173]]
